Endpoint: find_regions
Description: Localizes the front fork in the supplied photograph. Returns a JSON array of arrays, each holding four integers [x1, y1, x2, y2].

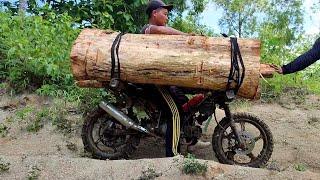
[[221, 103, 244, 147]]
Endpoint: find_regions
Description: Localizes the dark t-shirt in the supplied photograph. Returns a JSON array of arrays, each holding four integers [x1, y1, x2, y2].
[[282, 37, 320, 74]]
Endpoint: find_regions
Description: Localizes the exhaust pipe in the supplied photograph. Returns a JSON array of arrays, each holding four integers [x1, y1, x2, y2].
[[99, 101, 153, 135]]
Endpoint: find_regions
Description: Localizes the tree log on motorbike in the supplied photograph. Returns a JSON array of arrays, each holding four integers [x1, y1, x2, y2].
[[74, 29, 274, 168]]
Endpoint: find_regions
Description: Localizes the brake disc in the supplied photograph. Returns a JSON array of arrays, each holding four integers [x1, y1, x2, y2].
[[234, 131, 255, 155]]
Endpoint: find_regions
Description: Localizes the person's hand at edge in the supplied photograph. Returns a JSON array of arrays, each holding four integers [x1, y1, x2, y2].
[[269, 64, 283, 74]]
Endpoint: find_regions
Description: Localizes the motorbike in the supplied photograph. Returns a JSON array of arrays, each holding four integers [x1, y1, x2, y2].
[[81, 80, 274, 168]]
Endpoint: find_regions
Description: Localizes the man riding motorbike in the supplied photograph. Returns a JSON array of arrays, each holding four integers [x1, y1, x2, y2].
[[141, 0, 210, 157]]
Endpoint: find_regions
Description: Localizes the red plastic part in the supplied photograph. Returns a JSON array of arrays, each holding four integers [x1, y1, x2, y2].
[[182, 94, 205, 112]]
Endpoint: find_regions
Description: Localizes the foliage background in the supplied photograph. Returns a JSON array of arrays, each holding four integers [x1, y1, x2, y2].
[[0, 0, 319, 109]]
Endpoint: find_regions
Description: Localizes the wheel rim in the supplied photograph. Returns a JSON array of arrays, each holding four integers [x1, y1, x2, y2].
[[219, 118, 268, 165], [88, 113, 130, 158]]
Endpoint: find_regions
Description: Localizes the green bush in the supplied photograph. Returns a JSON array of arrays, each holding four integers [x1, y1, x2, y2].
[[261, 68, 320, 102], [294, 163, 307, 172], [27, 165, 41, 180], [0, 158, 10, 173], [13, 102, 80, 134], [0, 123, 9, 137], [26, 108, 49, 133], [182, 154, 208, 175], [138, 168, 162, 180], [0, 11, 113, 110], [0, 12, 79, 92]]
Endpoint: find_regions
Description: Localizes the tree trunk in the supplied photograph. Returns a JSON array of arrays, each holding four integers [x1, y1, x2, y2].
[[70, 29, 262, 99]]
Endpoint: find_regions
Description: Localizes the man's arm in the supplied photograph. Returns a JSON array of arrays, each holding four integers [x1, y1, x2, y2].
[[281, 38, 320, 74], [149, 25, 188, 35]]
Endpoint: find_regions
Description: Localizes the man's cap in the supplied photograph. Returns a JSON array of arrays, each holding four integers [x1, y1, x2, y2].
[[146, 0, 173, 15]]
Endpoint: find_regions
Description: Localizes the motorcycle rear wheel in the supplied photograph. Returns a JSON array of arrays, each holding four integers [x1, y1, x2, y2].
[[81, 107, 140, 160], [212, 112, 273, 167]]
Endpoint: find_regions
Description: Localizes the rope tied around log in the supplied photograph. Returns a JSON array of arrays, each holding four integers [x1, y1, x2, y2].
[[226, 37, 246, 96], [110, 32, 125, 81]]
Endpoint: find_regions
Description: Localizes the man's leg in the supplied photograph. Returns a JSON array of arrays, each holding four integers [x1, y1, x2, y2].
[[168, 86, 189, 108], [167, 86, 210, 155], [165, 117, 175, 157], [164, 86, 188, 157]]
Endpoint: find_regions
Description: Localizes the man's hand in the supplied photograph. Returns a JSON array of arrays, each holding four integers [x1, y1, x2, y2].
[[270, 64, 283, 74]]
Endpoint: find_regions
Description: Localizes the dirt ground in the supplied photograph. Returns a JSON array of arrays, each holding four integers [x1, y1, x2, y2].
[[132, 94, 320, 174], [0, 92, 320, 179]]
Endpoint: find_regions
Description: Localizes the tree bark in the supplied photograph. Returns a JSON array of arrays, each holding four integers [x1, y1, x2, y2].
[[70, 29, 262, 99]]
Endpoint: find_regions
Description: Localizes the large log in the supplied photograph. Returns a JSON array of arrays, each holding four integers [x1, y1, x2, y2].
[[70, 29, 262, 99]]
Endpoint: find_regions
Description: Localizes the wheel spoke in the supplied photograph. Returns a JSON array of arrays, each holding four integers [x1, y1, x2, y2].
[[253, 134, 262, 142], [95, 137, 102, 145], [240, 122, 245, 131], [226, 151, 235, 161], [248, 153, 257, 162], [212, 114, 273, 167]]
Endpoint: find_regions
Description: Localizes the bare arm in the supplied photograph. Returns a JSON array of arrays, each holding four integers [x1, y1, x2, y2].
[[149, 25, 188, 35]]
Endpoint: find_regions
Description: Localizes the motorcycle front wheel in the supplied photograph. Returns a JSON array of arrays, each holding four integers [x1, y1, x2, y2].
[[212, 112, 273, 167]]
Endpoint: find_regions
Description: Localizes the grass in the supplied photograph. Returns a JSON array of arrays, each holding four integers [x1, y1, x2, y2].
[[0, 82, 7, 94], [0, 82, 6, 89], [230, 98, 252, 111], [261, 82, 311, 104], [0, 158, 10, 173], [26, 115, 44, 133], [294, 163, 307, 172], [11, 98, 81, 135], [15, 106, 34, 120], [182, 154, 208, 175], [14, 106, 44, 133], [66, 141, 77, 152], [27, 165, 41, 180], [138, 167, 162, 180], [0, 123, 9, 137]]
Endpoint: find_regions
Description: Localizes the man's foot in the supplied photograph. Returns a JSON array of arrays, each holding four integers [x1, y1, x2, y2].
[[187, 140, 211, 152]]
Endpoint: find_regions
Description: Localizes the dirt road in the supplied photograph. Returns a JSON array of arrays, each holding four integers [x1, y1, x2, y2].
[[0, 93, 319, 179]]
